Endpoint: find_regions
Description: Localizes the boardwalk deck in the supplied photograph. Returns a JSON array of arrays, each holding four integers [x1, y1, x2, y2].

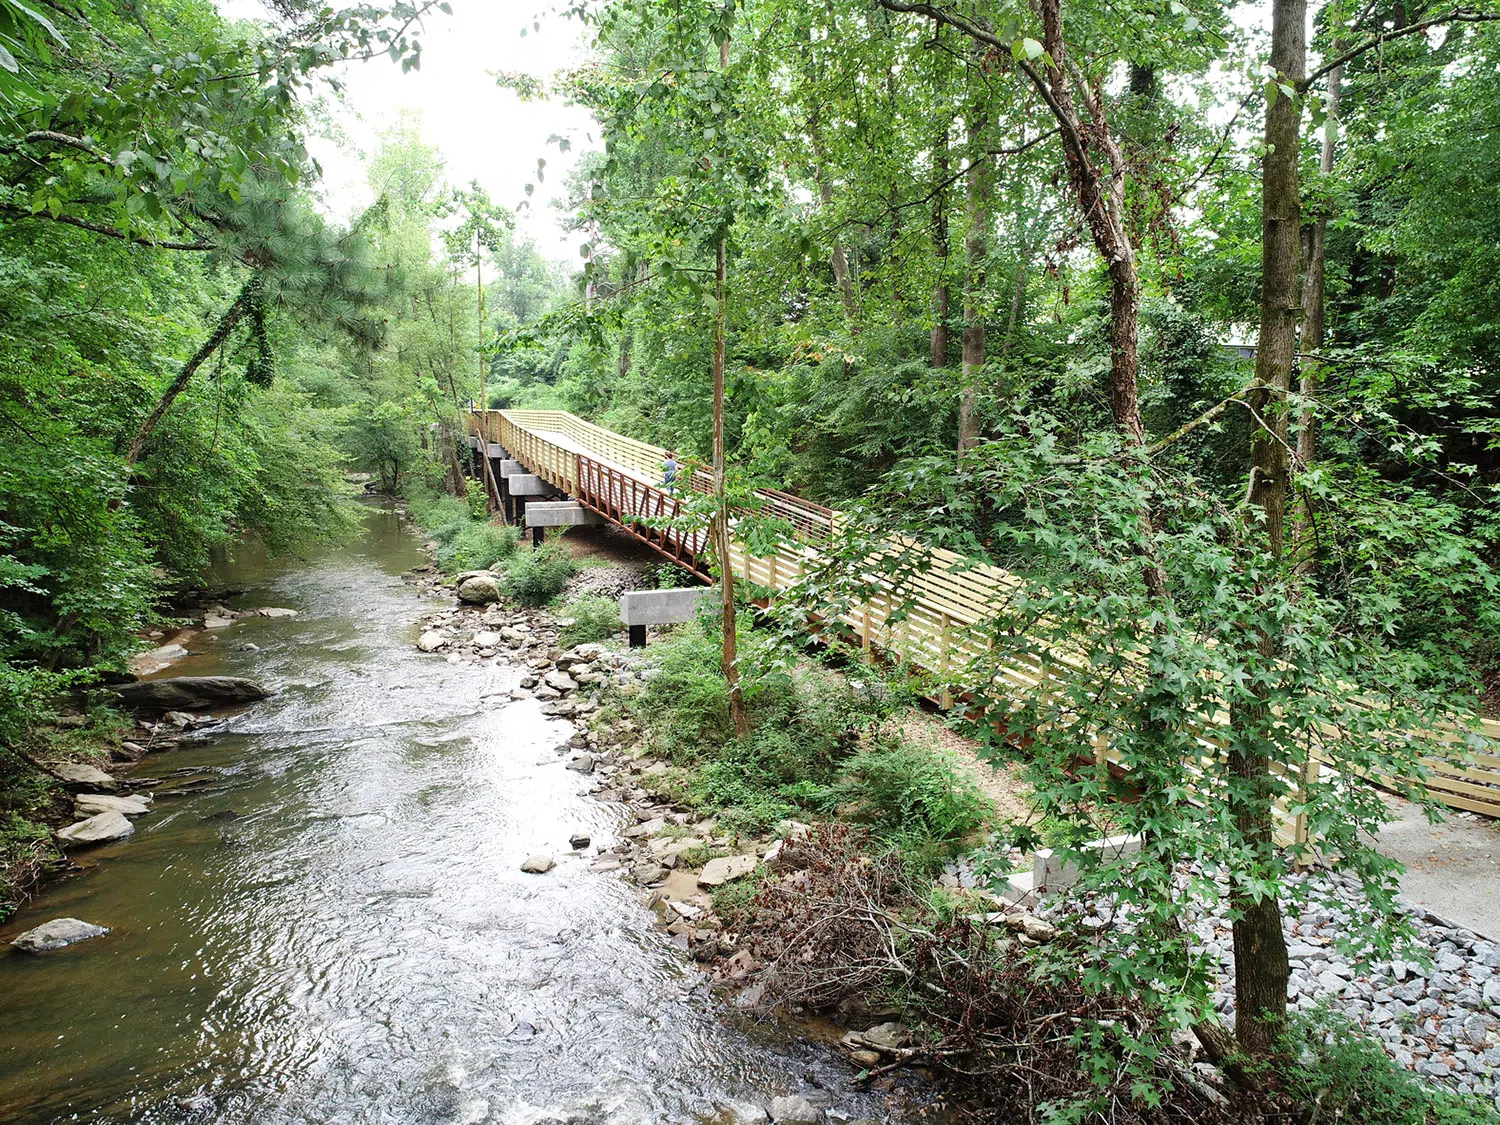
[[470, 408, 1500, 840]]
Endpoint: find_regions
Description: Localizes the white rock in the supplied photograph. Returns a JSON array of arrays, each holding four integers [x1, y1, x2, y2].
[[699, 854, 759, 887], [543, 669, 578, 693], [255, 607, 298, 618], [74, 793, 151, 817], [473, 631, 502, 648], [52, 763, 118, 792], [520, 854, 555, 874], [417, 630, 448, 652], [11, 918, 110, 953], [768, 1095, 820, 1124], [57, 810, 134, 846]]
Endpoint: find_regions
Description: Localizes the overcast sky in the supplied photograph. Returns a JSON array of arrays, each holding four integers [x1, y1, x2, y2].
[[219, 1, 596, 264]]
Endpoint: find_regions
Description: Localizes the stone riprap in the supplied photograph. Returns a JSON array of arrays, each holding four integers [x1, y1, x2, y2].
[[1030, 866, 1500, 1106]]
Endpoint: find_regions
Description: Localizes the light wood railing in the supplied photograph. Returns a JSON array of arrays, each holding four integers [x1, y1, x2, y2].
[[469, 408, 1500, 838]]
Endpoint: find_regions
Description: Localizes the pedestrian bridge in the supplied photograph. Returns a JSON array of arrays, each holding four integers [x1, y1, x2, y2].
[[469, 408, 1500, 839]]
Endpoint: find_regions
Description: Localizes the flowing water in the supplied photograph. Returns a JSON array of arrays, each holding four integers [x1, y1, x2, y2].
[[0, 505, 907, 1124]]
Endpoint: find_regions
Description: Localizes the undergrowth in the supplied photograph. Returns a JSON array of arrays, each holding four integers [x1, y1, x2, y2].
[[502, 543, 576, 606], [623, 620, 989, 847], [404, 488, 520, 574], [560, 595, 622, 646]]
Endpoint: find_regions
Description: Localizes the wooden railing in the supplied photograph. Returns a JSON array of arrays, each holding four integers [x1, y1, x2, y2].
[[469, 408, 1500, 836]]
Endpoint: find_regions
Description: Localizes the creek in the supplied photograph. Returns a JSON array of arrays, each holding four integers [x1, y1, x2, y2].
[[0, 504, 904, 1124]]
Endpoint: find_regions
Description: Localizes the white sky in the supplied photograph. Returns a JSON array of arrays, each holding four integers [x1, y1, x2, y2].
[[218, 0, 596, 264]]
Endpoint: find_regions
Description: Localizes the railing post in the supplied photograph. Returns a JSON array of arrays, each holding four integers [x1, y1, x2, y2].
[[939, 612, 953, 711]]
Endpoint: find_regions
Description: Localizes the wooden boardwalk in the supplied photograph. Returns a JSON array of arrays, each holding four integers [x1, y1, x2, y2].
[[470, 408, 1500, 840]]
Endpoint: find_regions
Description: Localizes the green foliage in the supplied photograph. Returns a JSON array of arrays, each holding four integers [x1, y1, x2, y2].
[[501, 543, 576, 605], [559, 595, 622, 646], [437, 521, 519, 574], [406, 492, 470, 537], [1280, 1010, 1500, 1125], [834, 741, 990, 844], [627, 622, 977, 838], [465, 480, 488, 520]]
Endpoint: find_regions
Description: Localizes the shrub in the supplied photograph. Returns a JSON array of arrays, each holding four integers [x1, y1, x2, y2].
[[560, 595, 622, 646], [436, 521, 519, 574], [465, 479, 488, 519], [1281, 1009, 1500, 1124], [405, 492, 470, 540], [502, 543, 576, 605], [834, 741, 990, 844]]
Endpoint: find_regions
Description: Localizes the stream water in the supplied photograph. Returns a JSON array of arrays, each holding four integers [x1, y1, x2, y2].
[[0, 505, 904, 1124]]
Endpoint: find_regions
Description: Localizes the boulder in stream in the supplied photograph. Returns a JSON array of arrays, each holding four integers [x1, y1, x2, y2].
[[417, 630, 448, 652], [57, 810, 134, 847], [115, 676, 271, 711], [10, 918, 110, 953], [520, 853, 555, 874], [769, 1095, 821, 1124]]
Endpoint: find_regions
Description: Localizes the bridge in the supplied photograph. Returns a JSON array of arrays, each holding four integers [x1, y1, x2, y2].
[[468, 408, 1500, 842]]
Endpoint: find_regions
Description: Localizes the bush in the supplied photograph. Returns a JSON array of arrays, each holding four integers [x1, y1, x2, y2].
[[560, 595, 622, 646], [1281, 1010, 1500, 1124], [502, 543, 576, 605], [834, 742, 990, 844], [436, 521, 519, 574], [406, 492, 470, 539], [465, 479, 488, 519]]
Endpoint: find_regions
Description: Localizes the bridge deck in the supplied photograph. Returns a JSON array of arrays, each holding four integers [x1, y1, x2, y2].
[[470, 408, 1500, 839]]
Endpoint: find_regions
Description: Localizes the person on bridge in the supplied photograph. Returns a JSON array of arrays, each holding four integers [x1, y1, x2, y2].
[[661, 450, 679, 494]]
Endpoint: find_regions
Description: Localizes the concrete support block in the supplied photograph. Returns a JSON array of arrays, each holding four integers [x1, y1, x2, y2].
[[1030, 833, 1142, 894], [486, 443, 506, 458], [498, 460, 525, 478], [525, 502, 602, 528], [620, 586, 717, 628], [507, 474, 549, 497], [467, 435, 482, 450]]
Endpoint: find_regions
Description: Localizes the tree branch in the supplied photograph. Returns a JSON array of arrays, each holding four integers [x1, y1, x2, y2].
[[0, 205, 216, 251], [1302, 8, 1500, 89]]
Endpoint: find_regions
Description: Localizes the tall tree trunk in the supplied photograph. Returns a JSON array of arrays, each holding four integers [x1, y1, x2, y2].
[[1294, 59, 1342, 576], [810, 121, 860, 325], [1233, 0, 1307, 1062], [958, 109, 988, 454], [713, 33, 750, 739], [476, 230, 486, 412], [931, 127, 951, 367]]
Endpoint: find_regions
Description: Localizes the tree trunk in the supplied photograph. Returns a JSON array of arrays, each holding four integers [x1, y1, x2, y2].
[[713, 34, 750, 739], [811, 124, 860, 326], [958, 109, 988, 454], [1293, 59, 1342, 576], [931, 127, 951, 367], [438, 417, 466, 496], [1232, 0, 1307, 1062], [113, 274, 259, 506]]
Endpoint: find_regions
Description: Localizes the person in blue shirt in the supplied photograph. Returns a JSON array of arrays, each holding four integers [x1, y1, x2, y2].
[[661, 450, 679, 494]]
